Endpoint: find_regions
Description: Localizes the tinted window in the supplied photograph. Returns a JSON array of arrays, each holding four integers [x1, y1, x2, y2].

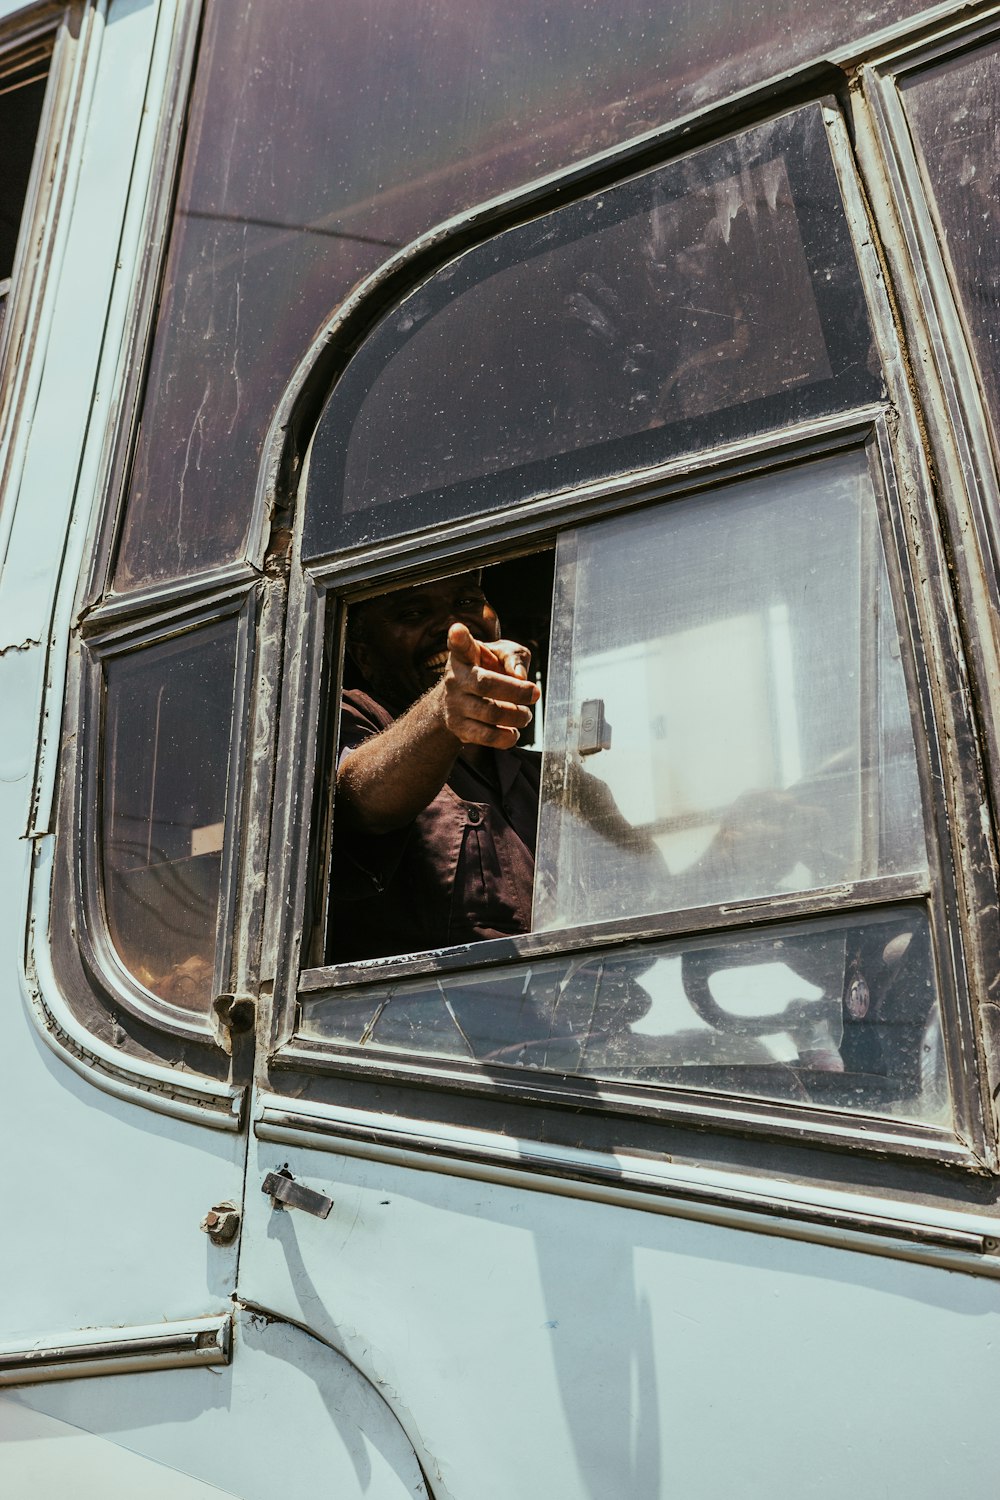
[[113, 0, 925, 589], [101, 623, 239, 1012], [305, 107, 881, 558]]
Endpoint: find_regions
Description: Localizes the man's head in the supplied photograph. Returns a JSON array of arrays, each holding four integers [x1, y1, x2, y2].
[[348, 571, 501, 709]]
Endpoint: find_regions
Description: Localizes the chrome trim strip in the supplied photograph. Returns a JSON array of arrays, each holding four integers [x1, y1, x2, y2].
[[0, 1314, 231, 1387], [255, 1096, 997, 1274]]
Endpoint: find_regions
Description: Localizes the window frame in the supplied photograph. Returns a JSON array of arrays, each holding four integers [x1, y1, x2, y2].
[[0, 6, 60, 398], [857, 18, 1000, 892], [34, 25, 1000, 1186], [251, 75, 1000, 1187], [74, 587, 259, 1041], [265, 409, 990, 1170]]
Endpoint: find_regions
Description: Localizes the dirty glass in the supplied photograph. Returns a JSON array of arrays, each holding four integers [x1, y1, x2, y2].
[[0, 38, 52, 337], [302, 906, 949, 1126], [534, 450, 927, 930], [114, 0, 927, 589], [101, 623, 239, 1013], [898, 42, 1000, 456], [304, 107, 880, 558]]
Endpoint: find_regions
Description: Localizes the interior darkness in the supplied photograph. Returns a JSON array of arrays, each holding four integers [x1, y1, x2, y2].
[[325, 551, 556, 962], [340, 550, 556, 747], [0, 67, 49, 281]]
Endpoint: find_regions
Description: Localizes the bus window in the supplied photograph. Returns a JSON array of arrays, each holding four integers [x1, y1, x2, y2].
[[534, 449, 926, 929], [308, 443, 948, 1125], [306, 905, 947, 1125], [101, 622, 240, 1012], [303, 105, 879, 561], [0, 36, 52, 340], [326, 553, 553, 966]]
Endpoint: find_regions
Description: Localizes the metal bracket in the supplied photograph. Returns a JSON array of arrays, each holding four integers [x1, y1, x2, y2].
[[262, 1168, 334, 1219], [578, 698, 612, 756]]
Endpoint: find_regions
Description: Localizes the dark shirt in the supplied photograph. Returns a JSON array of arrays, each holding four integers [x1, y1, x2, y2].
[[327, 689, 540, 964]]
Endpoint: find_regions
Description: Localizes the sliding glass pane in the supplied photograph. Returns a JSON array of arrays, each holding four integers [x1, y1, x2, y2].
[[303, 905, 948, 1126], [534, 449, 927, 930]]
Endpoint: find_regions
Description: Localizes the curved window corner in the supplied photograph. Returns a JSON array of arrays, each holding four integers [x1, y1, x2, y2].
[[99, 620, 240, 1015], [42, 594, 257, 1095], [303, 102, 883, 562]]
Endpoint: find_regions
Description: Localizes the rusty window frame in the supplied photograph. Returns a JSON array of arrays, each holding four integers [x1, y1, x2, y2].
[[248, 80, 1000, 1181]]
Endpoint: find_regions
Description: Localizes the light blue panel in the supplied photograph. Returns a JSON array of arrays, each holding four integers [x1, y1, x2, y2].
[[0, 1, 50, 18], [0, 0, 248, 1345], [0, 1400, 239, 1498], [241, 1135, 1000, 1500], [0, 652, 243, 1337], [6, 1311, 429, 1500]]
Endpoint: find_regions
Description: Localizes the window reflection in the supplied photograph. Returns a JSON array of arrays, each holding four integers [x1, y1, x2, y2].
[[534, 450, 928, 930], [101, 624, 239, 1012], [303, 906, 949, 1126]]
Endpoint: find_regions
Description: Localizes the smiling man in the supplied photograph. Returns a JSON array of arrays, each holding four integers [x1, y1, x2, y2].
[[327, 571, 543, 963]]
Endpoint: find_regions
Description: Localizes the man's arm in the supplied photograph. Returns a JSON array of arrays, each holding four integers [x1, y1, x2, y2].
[[337, 622, 540, 836]]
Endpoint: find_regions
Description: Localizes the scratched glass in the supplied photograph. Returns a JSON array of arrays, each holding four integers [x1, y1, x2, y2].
[[304, 107, 880, 557], [114, 0, 930, 589], [533, 450, 928, 931], [101, 623, 239, 1013], [302, 906, 949, 1126], [899, 43, 1000, 457]]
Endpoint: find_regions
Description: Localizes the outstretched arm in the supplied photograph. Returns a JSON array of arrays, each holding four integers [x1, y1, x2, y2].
[[337, 622, 540, 836]]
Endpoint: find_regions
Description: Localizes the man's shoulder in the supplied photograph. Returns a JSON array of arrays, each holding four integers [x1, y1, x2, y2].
[[339, 688, 397, 753], [341, 688, 395, 730]]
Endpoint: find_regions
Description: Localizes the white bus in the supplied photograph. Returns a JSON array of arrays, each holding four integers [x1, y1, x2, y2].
[[3, 0, 1000, 1494]]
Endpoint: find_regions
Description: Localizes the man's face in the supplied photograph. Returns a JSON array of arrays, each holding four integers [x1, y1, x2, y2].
[[350, 573, 501, 708]]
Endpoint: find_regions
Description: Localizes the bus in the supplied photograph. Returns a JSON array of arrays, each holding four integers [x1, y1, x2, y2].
[[2, 0, 1000, 1494]]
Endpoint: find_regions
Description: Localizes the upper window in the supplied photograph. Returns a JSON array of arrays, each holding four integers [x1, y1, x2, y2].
[[0, 34, 52, 342], [304, 106, 881, 558]]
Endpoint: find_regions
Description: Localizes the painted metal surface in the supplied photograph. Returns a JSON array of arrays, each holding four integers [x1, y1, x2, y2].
[[6, 1, 1000, 1497], [0, 0, 246, 1341], [6, 1309, 428, 1499], [0, 1401, 240, 1499], [243, 1131, 1000, 1500]]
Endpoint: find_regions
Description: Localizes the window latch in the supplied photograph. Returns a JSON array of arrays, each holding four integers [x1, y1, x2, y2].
[[578, 698, 612, 756], [262, 1168, 334, 1219]]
